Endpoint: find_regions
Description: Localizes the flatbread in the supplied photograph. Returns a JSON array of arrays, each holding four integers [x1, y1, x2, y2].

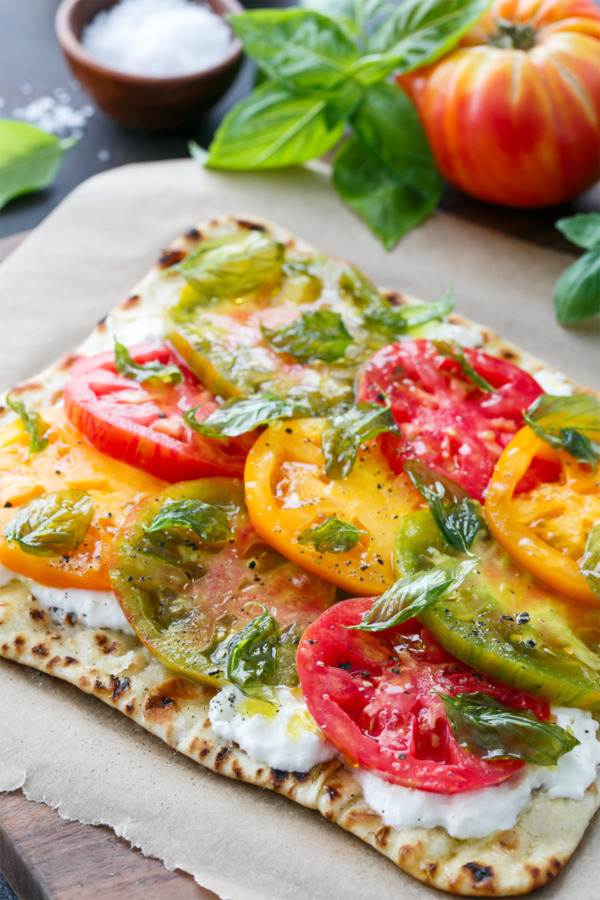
[[1, 215, 598, 897]]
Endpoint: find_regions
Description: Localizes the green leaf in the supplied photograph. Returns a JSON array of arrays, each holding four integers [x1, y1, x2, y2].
[[553, 249, 600, 324], [298, 515, 366, 552], [556, 213, 600, 251], [404, 460, 483, 552], [6, 394, 49, 455], [207, 81, 348, 171], [114, 340, 183, 386], [0, 119, 74, 210], [351, 556, 479, 631], [262, 309, 353, 364], [226, 603, 280, 705], [364, 287, 454, 337], [144, 498, 230, 543], [437, 691, 580, 766], [4, 490, 94, 557], [524, 393, 600, 469], [432, 339, 495, 392], [178, 228, 285, 297], [321, 401, 398, 479], [184, 393, 310, 439], [333, 83, 441, 250], [369, 0, 492, 75], [188, 140, 209, 164], [581, 523, 600, 600], [302, 0, 392, 34]]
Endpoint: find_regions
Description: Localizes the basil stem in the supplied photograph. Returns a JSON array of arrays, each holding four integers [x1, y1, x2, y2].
[[6, 393, 49, 455], [114, 340, 183, 386], [226, 602, 280, 705], [432, 339, 495, 392], [144, 498, 230, 543], [523, 393, 600, 469], [403, 459, 483, 552], [4, 489, 94, 556], [298, 515, 366, 553]]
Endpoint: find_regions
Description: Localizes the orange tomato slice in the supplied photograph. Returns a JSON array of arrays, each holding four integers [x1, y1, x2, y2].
[[0, 407, 165, 590]]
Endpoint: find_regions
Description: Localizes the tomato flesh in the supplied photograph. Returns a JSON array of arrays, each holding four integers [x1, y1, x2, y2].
[[357, 340, 542, 500], [64, 343, 254, 482], [297, 598, 550, 793]]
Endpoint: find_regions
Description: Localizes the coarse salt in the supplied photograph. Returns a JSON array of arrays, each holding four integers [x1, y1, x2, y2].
[[82, 0, 233, 78]]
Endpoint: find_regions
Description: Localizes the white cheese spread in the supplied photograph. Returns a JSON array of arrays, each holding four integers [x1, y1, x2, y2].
[[533, 368, 574, 396], [209, 683, 338, 772], [356, 708, 600, 839], [421, 320, 485, 348]]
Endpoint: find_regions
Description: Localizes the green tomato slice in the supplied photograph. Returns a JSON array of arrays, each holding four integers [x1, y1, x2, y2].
[[110, 478, 337, 687], [396, 509, 600, 709]]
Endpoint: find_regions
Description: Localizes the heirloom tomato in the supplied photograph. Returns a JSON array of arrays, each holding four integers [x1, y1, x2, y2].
[[399, 0, 600, 207]]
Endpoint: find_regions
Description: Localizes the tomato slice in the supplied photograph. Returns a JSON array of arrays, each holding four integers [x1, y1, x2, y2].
[[110, 478, 337, 687], [357, 340, 542, 501], [297, 599, 550, 793], [484, 426, 600, 606], [64, 342, 255, 483], [0, 408, 164, 590], [244, 419, 423, 594]]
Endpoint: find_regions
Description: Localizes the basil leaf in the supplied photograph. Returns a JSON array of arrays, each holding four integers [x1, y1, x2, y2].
[[333, 83, 441, 250], [0, 119, 75, 210], [432, 339, 495, 392], [4, 489, 94, 557], [298, 515, 366, 552], [262, 309, 353, 364], [524, 393, 600, 469], [352, 556, 479, 631], [553, 249, 600, 324], [302, 0, 393, 35], [207, 81, 348, 171], [404, 459, 482, 552], [144, 498, 230, 543], [369, 0, 492, 75], [581, 522, 600, 600], [6, 394, 49, 455], [184, 393, 310, 439], [437, 691, 580, 766], [178, 228, 284, 297], [363, 286, 454, 338], [322, 401, 398, 479], [114, 340, 183, 386], [556, 213, 600, 251], [226, 603, 280, 705]]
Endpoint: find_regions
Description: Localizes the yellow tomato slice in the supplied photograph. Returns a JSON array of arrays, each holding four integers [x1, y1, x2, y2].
[[244, 419, 423, 594], [484, 425, 600, 606], [0, 407, 165, 590]]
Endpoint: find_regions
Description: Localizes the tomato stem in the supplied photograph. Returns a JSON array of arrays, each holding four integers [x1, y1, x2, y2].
[[489, 18, 536, 51]]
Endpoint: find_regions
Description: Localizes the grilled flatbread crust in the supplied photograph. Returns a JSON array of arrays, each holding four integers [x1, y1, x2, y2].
[[1, 216, 599, 897]]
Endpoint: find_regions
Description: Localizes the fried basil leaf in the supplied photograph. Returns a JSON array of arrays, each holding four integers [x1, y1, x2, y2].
[[114, 340, 183, 386], [262, 309, 353, 364], [226, 603, 280, 705], [438, 691, 580, 766], [524, 393, 600, 469], [144, 498, 230, 543], [6, 393, 49, 455], [298, 515, 366, 552], [581, 523, 600, 600], [177, 229, 285, 297], [322, 401, 398, 479], [432, 339, 495, 392], [351, 556, 479, 631], [403, 459, 483, 552], [184, 393, 310, 439], [4, 490, 94, 557]]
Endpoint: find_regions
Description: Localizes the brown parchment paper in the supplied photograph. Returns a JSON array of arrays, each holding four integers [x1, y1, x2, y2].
[[0, 159, 598, 900]]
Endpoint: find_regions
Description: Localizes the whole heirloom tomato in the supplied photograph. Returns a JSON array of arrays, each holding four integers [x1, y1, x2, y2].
[[399, 0, 600, 207]]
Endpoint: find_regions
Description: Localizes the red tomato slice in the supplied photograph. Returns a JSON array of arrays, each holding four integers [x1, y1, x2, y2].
[[297, 598, 550, 794], [357, 340, 542, 501], [64, 343, 255, 482]]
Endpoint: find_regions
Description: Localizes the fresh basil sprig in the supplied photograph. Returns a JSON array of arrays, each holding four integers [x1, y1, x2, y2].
[[523, 393, 600, 469], [178, 229, 285, 297], [581, 523, 600, 600], [0, 119, 76, 211], [184, 393, 310, 439], [226, 603, 280, 705], [6, 394, 49, 455], [553, 213, 600, 324], [262, 309, 353, 364], [437, 691, 580, 766], [4, 490, 94, 557], [432, 339, 495, 392], [404, 460, 483, 552], [322, 401, 399, 479], [114, 340, 183, 386], [204, 0, 492, 249], [298, 515, 366, 552], [144, 498, 230, 543], [351, 555, 479, 631]]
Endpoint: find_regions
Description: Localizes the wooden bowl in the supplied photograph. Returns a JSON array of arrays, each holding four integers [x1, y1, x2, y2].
[[55, 0, 244, 131]]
